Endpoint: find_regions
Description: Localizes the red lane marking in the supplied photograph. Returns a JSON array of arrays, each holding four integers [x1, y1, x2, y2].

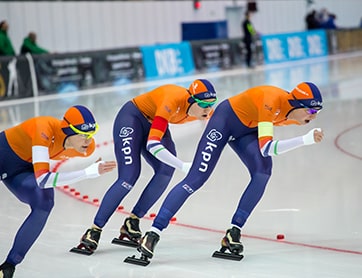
[[55, 140, 362, 256], [171, 222, 362, 255], [334, 123, 362, 160]]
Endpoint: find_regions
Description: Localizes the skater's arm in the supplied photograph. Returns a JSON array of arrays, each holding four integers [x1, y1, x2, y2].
[[36, 160, 116, 189], [258, 122, 323, 157], [146, 116, 189, 173], [32, 146, 116, 188]]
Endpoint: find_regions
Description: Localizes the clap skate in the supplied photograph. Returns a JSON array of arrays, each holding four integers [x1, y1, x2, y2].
[[112, 216, 142, 248], [212, 227, 244, 261], [124, 231, 160, 266], [70, 226, 102, 256]]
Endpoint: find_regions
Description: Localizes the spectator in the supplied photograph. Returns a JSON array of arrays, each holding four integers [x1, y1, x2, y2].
[[321, 13, 337, 29], [20, 32, 49, 55], [305, 10, 320, 30], [0, 20, 15, 56], [317, 8, 329, 26]]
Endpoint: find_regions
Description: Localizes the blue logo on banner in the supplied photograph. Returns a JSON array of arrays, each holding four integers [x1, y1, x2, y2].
[[261, 30, 328, 64], [140, 42, 195, 79]]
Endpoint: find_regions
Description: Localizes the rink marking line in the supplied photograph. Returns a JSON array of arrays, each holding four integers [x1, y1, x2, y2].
[[334, 122, 362, 160], [171, 222, 362, 256], [53, 141, 362, 257]]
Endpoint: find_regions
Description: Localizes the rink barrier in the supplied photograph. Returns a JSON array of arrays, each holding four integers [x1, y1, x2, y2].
[[1, 28, 362, 100]]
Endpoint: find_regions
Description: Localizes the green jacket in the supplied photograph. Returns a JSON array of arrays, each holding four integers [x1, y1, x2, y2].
[[0, 30, 15, 56], [20, 37, 48, 55]]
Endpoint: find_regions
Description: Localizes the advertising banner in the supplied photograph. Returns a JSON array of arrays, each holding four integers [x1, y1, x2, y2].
[[191, 39, 233, 71], [261, 30, 328, 64], [140, 42, 195, 79], [34, 52, 92, 94], [0, 56, 34, 100], [34, 47, 144, 94], [92, 48, 144, 86]]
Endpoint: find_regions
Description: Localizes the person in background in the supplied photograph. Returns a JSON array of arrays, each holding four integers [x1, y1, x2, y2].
[[74, 79, 218, 255], [138, 82, 324, 262], [320, 13, 337, 29], [242, 11, 257, 69], [305, 10, 320, 30], [20, 32, 49, 55], [0, 20, 15, 56], [0, 105, 116, 278]]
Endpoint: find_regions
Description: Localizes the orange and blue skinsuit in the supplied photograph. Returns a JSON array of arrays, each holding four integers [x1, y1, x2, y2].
[[151, 85, 303, 231], [0, 117, 94, 265], [93, 84, 205, 228]]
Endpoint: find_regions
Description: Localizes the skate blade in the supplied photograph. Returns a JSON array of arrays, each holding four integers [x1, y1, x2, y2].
[[69, 244, 93, 256], [111, 238, 139, 248], [212, 250, 244, 261], [124, 255, 150, 266]]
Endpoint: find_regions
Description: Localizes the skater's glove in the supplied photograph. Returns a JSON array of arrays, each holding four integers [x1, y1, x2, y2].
[[181, 162, 192, 173], [85, 161, 104, 178], [302, 128, 322, 145]]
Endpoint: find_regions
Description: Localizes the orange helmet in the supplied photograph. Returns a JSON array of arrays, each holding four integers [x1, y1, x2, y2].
[[289, 82, 323, 110], [188, 79, 216, 99], [61, 105, 97, 137]]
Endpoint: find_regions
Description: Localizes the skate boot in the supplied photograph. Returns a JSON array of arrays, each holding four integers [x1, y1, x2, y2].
[[112, 216, 142, 248], [0, 262, 15, 278], [80, 226, 102, 251], [70, 226, 102, 255], [121, 216, 142, 240], [221, 226, 244, 254], [139, 231, 160, 259], [124, 231, 160, 266], [212, 227, 244, 261]]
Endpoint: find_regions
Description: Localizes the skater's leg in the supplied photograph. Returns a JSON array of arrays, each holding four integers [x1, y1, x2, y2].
[[77, 103, 146, 252], [131, 131, 176, 218], [3, 172, 54, 266], [93, 102, 146, 228], [117, 130, 175, 244], [151, 128, 228, 232], [229, 133, 272, 228]]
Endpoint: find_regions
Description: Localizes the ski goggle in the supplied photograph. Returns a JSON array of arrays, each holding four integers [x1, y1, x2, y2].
[[292, 94, 322, 115], [69, 123, 99, 139], [191, 95, 217, 108], [305, 108, 320, 115]]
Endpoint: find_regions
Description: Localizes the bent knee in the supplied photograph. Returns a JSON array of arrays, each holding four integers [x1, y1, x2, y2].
[[30, 195, 55, 212]]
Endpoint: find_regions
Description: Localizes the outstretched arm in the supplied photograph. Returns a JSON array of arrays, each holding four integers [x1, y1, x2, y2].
[[32, 145, 116, 188], [258, 121, 324, 157]]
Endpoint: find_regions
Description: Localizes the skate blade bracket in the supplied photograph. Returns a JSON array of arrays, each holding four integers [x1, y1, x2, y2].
[[69, 244, 94, 256], [212, 250, 244, 261], [111, 237, 139, 248], [124, 254, 150, 266]]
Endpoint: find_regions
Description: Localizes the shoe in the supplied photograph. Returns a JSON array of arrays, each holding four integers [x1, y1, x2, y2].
[[80, 226, 102, 251], [0, 262, 15, 278], [120, 216, 142, 241], [139, 231, 160, 259], [221, 226, 244, 254]]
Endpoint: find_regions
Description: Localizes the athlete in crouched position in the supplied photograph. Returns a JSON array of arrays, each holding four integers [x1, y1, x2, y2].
[[0, 105, 116, 278], [74, 79, 218, 254], [137, 82, 324, 263]]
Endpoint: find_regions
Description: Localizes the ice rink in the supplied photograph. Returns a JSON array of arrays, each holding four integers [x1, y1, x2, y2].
[[1, 51, 361, 278]]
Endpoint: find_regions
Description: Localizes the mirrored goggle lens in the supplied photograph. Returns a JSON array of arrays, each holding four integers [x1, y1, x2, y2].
[[306, 108, 320, 115], [192, 95, 217, 108], [69, 123, 99, 139]]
